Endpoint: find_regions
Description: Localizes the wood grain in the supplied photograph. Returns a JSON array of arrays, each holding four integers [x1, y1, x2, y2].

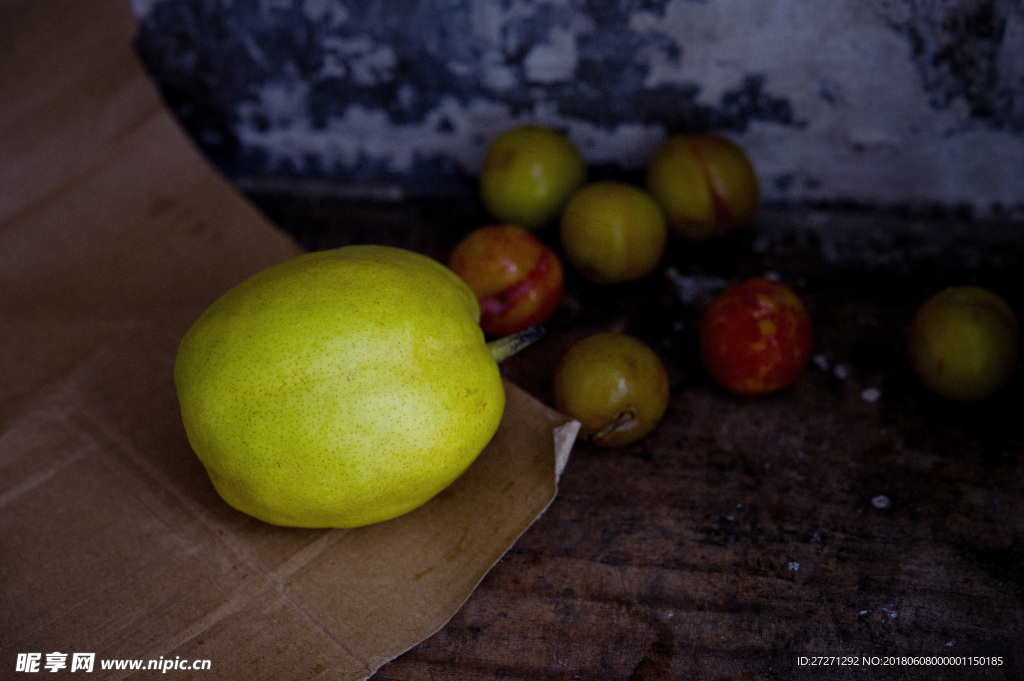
[[253, 195, 1024, 680]]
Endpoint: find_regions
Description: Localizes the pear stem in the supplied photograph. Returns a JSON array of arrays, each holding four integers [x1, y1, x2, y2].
[[592, 410, 636, 442], [487, 325, 545, 363]]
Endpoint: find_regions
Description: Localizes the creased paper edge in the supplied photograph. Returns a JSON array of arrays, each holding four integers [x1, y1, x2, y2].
[[553, 419, 580, 481], [368, 415, 580, 679]]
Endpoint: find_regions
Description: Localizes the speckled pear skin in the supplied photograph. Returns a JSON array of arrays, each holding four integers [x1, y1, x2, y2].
[[173, 245, 506, 528]]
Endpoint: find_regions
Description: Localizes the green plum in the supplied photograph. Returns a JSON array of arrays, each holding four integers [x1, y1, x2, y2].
[[479, 125, 586, 230], [560, 181, 668, 284], [646, 133, 759, 241], [552, 332, 669, 447], [907, 285, 1020, 401]]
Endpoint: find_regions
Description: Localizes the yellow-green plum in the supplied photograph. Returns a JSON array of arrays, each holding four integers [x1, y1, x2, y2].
[[560, 181, 668, 284], [646, 133, 759, 241], [479, 125, 586, 230], [552, 332, 670, 447], [907, 285, 1020, 401], [173, 245, 506, 528]]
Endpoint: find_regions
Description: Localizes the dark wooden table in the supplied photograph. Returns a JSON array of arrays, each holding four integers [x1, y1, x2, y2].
[[251, 190, 1024, 680]]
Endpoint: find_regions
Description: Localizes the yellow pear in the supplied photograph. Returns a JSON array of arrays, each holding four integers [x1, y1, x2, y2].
[[174, 245, 507, 528]]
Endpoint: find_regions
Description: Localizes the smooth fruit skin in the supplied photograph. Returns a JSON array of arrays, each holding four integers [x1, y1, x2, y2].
[[552, 332, 670, 447], [646, 133, 759, 241], [560, 181, 668, 284], [479, 125, 586, 230], [173, 246, 506, 529], [449, 225, 564, 337], [907, 286, 1020, 401], [699, 278, 813, 396]]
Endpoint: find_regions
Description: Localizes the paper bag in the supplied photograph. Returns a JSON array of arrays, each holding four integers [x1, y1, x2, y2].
[[0, 1, 578, 678]]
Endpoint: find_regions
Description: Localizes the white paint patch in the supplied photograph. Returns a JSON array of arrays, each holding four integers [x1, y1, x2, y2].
[[238, 96, 513, 174], [320, 36, 397, 86], [523, 27, 579, 83], [630, 0, 1024, 210], [243, 80, 312, 129], [471, 0, 560, 92], [563, 121, 666, 170], [302, 0, 349, 26]]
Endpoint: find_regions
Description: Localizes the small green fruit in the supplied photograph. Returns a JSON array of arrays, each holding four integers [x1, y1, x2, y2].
[[552, 332, 670, 447], [907, 285, 1019, 401], [560, 181, 668, 284], [479, 125, 586, 230], [174, 245, 506, 528], [646, 133, 759, 241]]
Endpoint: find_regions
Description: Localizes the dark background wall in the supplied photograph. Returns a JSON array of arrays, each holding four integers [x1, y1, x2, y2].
[[132, 0, 1024, 216]]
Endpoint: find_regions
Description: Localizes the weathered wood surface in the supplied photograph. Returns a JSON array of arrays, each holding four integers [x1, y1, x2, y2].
[[254, 194, 1023, 681]]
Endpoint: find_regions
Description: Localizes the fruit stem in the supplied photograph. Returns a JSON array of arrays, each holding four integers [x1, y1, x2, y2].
[[488, 325, 545, 362], [593, 410, 636, 442]]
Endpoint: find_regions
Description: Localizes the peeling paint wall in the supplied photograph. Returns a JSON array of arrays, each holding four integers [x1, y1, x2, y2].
[[132, 0, 1024, 214]]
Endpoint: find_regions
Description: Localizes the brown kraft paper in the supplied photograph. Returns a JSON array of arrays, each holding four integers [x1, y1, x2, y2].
[[0, 1, 580, 678]]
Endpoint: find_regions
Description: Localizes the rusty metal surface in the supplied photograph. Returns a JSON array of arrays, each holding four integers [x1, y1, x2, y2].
[[252, 193, 1024, 680]]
